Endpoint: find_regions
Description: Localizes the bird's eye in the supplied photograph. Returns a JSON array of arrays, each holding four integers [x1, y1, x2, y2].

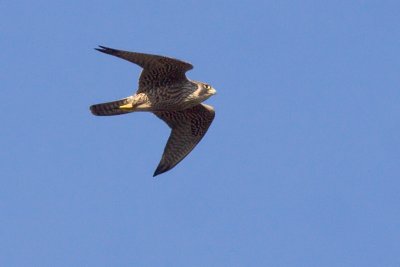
[[204, 84, 210, 89]]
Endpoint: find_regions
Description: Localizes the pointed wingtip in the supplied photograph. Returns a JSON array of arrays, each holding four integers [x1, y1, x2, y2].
[[94, 45, 112, 54], [153, 169, 163, 177], [153, 164, 171, 177]]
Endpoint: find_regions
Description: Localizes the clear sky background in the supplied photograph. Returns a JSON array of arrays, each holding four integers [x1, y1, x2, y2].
[[1, 1, 400, 266]]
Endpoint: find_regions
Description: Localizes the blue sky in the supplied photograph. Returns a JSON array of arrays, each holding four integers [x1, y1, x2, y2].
[[1, 1, 400, 266]]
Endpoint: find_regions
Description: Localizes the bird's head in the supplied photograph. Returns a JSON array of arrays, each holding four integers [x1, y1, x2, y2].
[[188, 81, 217, 104], [198, 82, 217, 99]]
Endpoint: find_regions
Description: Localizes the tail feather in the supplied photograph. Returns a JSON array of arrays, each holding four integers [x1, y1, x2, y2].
[[90, 97, 133, 116]]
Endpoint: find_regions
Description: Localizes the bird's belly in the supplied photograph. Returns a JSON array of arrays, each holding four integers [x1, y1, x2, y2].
[[151, 100, 200, 111], [144, 88, 200, 111]]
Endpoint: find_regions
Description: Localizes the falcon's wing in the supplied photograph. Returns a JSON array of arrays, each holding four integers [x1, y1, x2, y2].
[[95, 46, 193, 91], [153, 104, 215, 176]]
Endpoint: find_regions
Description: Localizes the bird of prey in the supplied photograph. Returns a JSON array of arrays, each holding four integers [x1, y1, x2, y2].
[[90, 46, 216, 176]]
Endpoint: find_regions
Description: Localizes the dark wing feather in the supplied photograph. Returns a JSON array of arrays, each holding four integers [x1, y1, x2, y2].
[[95, 46, 193, 90], [152, 104, 215, 176]]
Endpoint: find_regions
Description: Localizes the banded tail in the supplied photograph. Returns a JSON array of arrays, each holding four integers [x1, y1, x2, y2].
[[90, 97, 133, 116]]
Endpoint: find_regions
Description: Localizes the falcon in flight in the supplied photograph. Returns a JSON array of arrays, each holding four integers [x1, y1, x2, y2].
[[90, 46, 216, 176]]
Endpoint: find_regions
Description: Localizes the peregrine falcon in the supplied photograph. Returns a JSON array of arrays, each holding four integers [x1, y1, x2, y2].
[[90, 46, 216, 176]]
